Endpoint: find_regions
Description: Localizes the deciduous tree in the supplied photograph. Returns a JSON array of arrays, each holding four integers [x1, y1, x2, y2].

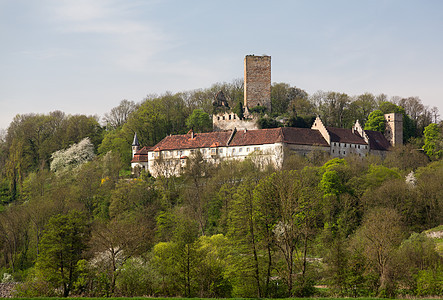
[[36, 211, 89, 297]]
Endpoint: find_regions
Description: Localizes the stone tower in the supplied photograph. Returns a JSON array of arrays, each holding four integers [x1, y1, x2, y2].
[[384, 113, 403, 146], [244, 55, 271, 111]]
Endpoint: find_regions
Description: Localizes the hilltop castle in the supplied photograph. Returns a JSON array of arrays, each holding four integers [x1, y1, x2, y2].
[[132, 55, 402, 177]]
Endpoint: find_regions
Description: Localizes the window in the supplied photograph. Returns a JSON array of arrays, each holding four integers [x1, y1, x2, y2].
[[219, 148, 223, 153], [229, 115, 232, 120], [222, 116, 225, 120], [358, 145, 360, 149], [211, 149, 216, 154], [254, 147, 260, 151], [232, 148, 236, 153], [217, 116, 220, 120], [234, 115, 236, 119], [334, 142, 336, 146], [247, 147, 250, 152], [344, 151, 346, 155], [239, 148, 243, 153]]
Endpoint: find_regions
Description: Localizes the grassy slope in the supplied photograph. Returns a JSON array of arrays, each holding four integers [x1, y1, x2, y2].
[[425, 224, 443, 256]]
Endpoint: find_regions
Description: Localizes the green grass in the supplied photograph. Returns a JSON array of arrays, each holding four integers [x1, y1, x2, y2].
[[8, 297, 436, 300]]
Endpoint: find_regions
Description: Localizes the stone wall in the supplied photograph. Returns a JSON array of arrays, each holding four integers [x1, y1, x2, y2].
[[212, 112, 259, 131], [244, 55, 271, 111]]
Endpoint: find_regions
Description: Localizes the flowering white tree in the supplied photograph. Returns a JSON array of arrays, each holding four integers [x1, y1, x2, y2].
[[50, 138, 95, 172], [405, 171, 417, 187]]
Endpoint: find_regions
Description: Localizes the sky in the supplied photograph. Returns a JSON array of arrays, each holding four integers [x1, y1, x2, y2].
[[1, 0, 443, 130]]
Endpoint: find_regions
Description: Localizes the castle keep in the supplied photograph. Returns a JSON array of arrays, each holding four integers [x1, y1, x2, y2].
[[131, 55, 402, 177], [244, 55, 271, 111]]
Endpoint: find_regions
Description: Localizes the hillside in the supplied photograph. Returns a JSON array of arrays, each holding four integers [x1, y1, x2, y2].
[[0, 82, 442, 298]]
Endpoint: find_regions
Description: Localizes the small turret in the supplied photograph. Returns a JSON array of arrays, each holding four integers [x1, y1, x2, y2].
[[132, 132, 140, 158]]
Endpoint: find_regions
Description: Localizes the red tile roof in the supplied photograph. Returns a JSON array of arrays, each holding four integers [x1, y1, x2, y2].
[[364, 130, 391, 151], [230, 128, 284, 146], [281, 127, 329, 146], [327, 127, 367, 145], [131, 146, 150, 163], [148, 127, 329, 151], [149, 131, 233, 151]]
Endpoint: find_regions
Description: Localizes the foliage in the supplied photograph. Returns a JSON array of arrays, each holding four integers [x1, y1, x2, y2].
[[257, 116, 279, 129], [423, 123, 443, 160], [232, 100, 244, 119], [249, 105, 267, 114], [364, 110, 386, 132], [185, 109, 212, 133], [36, 211, 89, 297]]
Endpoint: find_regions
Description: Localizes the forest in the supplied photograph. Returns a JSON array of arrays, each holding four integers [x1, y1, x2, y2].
[[0, 80, 442, 298]]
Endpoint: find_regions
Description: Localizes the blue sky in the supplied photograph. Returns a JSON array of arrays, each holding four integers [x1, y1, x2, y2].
[[1, 0, 443, 130]]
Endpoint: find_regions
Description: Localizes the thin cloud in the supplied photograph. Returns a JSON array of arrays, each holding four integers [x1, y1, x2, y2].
[[46, 0, 176, 71]]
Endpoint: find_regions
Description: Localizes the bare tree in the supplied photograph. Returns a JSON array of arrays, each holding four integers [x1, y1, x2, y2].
[[103, 99, 138, 129], [430, 106, 440, 123]]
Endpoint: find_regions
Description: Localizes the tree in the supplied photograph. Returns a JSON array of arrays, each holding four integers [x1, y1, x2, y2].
[[228, 179, 263, 297], [103, 100, 138, 130], [346, 93, 377, 127], [254, 169, 321, 296], [185, 109, 212, 133], [124, 93, 190, 146], [152, 213, 200, 297], [0, 204, 30, 274], [364, 110, 386, 132], [395, 232, 443, 295], [314, 91, 350, 127], [89, 216, 152, 295], [195, 234, 232, 297], [98, 129, 132, 166], [36, 211, 89, 297], [352, 208, 404, 296], [423, 123, 443, 160]]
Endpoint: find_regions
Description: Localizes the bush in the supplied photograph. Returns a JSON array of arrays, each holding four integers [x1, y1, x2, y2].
[[116, 257, 155, 296], [415, 267, 443, 296]]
